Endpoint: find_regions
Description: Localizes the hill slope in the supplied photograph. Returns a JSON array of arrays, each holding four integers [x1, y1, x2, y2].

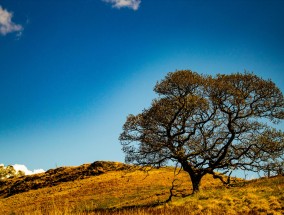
[[0, 161, 283, 215], [0, 161, 130, 198]]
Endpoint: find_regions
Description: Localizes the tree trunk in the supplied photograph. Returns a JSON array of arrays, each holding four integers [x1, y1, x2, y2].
[[190, 174, 202, 194], [180, 161, 203, 194]]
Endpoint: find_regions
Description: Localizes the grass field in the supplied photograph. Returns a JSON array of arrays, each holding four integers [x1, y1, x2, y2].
[[0, 161, 283, 214]]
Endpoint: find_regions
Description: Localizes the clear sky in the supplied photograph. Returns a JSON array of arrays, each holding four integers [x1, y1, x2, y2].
[[0, 0, 283, 172]]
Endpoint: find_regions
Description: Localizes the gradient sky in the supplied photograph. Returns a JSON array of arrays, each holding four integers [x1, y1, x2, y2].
[[0, 0, 283, 172]]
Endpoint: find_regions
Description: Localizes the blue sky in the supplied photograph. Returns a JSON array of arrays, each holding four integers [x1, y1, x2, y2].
[[0, 0, 283, 172]]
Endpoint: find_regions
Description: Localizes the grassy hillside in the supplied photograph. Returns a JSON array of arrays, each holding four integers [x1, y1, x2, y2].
[[0, 161, 283, 215]]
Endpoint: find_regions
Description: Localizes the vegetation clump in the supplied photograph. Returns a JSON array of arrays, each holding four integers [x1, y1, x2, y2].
[[0, 164, 25, 180]]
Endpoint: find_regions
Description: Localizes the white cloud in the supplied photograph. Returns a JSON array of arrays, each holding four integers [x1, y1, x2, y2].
[[12, 164, 45, 175], [103, 0, 141, 10], [0, 6, 23, 36]]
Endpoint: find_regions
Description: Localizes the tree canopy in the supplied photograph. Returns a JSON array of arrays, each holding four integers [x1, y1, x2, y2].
[[120, 70, 284, 193]]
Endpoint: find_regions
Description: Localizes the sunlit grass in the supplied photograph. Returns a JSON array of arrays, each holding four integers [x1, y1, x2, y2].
[[0, 162, 283, 215]]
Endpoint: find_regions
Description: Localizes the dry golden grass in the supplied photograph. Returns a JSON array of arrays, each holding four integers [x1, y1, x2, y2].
[[0, 161, 283, 215]]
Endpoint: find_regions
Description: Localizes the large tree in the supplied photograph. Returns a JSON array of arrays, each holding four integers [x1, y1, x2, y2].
[[120, 71, 284, 193]]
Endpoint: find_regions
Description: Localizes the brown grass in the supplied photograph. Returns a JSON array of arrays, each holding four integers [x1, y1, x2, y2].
[[0, 161, 283, 215]]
